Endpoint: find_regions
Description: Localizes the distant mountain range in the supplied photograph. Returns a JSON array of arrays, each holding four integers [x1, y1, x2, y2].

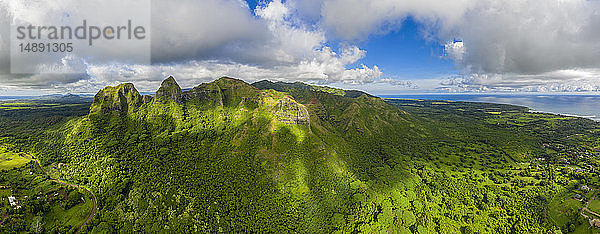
[[0, 93, 93, 102]]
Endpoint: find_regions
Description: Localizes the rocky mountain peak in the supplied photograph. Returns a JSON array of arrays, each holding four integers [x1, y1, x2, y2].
[[155, 76, 183, 104], [90, 83, 143, 115]]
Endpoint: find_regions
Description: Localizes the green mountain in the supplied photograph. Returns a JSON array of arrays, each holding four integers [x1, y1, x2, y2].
[[90, 83, 148, 115], [155, 76, 183, 104], [1, 76, 598, 233]]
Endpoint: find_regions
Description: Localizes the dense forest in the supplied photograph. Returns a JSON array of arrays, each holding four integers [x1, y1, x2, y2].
[[0, 76, 599, 233]]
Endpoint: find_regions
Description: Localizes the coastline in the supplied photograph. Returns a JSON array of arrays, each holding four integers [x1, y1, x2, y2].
[[382, 94, 600, 122]]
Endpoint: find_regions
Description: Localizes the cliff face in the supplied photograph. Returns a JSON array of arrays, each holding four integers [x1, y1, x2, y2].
[[212, 77, 261, 108], [90, 83, 143, 115], [155, 76, 183, 104], [142, 95, 154, 104], [182, 77, 262, 108], [275, 98, 309, 124], [90, 76, 311, 125], [182, 83, 224, 106]]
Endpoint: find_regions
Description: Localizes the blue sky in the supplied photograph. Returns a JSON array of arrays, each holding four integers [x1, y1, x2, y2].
[[245, 0, 457, 82], [353, 18, 456, 80]]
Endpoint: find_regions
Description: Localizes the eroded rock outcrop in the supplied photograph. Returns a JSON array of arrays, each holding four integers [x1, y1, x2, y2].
[[275, 99, 309, 124], [142, 95, 153, 104], [182, 83, 223, 106], [90, 83, 143, 115], [155, 76, 183, 104], [90, 76, 309, 125]]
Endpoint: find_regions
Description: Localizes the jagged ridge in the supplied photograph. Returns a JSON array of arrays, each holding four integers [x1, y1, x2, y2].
[[90, 83, 148, 115], [155, 76, 183, 104], [90, 76, 311, 125]]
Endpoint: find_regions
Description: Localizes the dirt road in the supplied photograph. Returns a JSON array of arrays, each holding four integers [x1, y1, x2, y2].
[[581, 190, 598, 220], [29, 154, 97, 234]]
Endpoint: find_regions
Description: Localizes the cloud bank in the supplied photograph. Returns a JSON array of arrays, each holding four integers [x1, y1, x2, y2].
[[0, 0, 385, 94], [1, 0, 600, 94], [313, 0, 600, 92]]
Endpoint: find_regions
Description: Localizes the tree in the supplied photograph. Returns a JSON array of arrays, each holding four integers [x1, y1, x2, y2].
[[30, 216, 43, 234], [66, 190, 84, 209]]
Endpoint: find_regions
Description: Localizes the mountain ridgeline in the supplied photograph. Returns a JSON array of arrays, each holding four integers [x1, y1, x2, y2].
[[90, 77, 311, 124], [28, 76, 575, 233]]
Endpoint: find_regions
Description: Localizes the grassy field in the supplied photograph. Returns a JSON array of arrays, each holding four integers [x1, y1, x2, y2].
[[0, 145, 30, 170], [573, 224, 594, 234], [0, 164, 93, 233], [0, 140, 93, 232], [0, 104, 82, 110], [42, 191, 92, 232], [0, 101, 85, 110], [589, 198, 600, 215], [548, 190, 585, 229]]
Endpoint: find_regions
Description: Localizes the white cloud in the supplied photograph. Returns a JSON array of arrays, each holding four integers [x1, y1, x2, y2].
[[150, 0, 270, 63], [300, 0, 600, 92], [443, 41, 464, 63], [439, 69, 600, 93], [2, 0, 600, 94], [451, 0, 600, 75], [255, 0, 289, 22], [312, 0, 600, 75], [317, 0, 477, 40], [72, 50, 382, 93], [0, 0, 383, 93]]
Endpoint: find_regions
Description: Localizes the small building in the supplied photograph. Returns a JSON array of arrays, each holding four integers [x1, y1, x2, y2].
[[590, 219, 600, 228], [573, 194, 582, 200], [8, 196, 17, 206], [580, 185, 590, 191], [7, 196, 20, 208]]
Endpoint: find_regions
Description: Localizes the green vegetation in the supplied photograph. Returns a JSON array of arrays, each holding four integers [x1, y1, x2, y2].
[[0, 77, 599, 233], [590, 198, 600, 214], [0, 145, 30, 170], [0, 162, 92, 233], [0, 96, 89, 111]]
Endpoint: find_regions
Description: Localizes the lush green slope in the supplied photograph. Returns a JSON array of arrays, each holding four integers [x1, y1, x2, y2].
[[0, 77, 599, 233]]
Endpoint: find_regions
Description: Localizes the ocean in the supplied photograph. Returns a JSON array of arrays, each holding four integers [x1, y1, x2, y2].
[[381, 94, 600, 121]]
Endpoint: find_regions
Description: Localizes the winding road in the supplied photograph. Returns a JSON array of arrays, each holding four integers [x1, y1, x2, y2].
[[581, 190, 599, 221], [28, 153, 97, 234]]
